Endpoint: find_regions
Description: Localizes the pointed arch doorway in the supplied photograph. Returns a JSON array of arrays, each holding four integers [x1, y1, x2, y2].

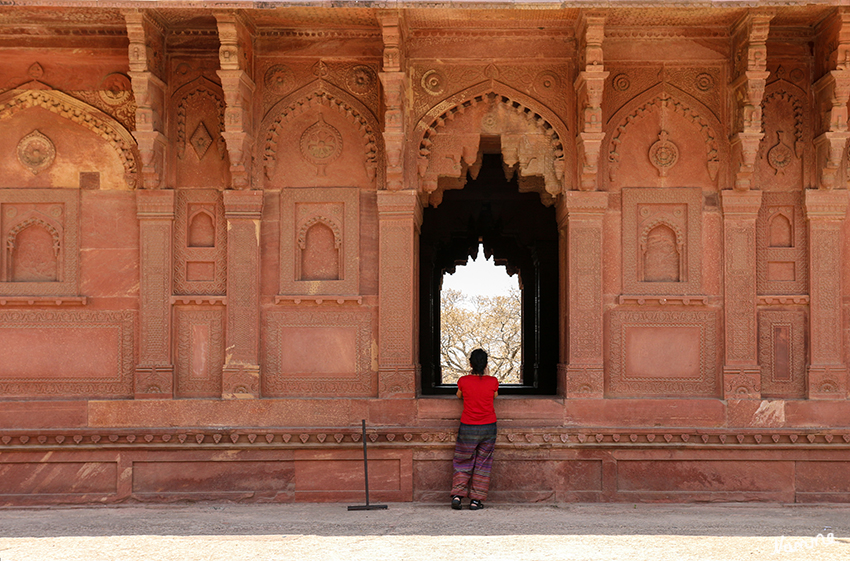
[[419, 152, 560, 395]]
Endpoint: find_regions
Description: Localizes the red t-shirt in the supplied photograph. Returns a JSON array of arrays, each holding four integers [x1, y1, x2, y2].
[[458, 374, 499, 425]]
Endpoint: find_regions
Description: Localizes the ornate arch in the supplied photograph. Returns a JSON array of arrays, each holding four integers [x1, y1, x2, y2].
[[260, 80, 383, 188], [0, 88, 139, 188], [605, 84, 725, 184], [414, 80, 570, 204], [173, 77, 227, 161], [6, 215, 61, 255], [297, 216, 342, 250], [762, 79, 807, 160]]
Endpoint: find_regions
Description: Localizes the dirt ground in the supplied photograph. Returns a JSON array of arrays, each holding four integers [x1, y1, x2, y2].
[[1, 502, 849, 561]]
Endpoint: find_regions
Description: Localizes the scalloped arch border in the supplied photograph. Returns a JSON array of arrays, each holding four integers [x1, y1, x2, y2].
[[0, 88, 139, 188], [260, 80, 383, 189], [414, 79, 571, 192], [605, 84, 726, 184], [762, 79, 807, 159], [173, 77, 227, 162]]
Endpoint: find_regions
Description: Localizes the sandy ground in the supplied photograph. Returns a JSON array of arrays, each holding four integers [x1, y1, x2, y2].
[[1, 502, 849, 561]]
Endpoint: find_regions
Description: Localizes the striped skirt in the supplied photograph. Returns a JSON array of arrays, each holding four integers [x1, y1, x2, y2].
[[451, 422, 497, 501]]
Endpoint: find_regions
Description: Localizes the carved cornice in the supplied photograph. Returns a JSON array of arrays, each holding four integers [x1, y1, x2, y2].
[[3, 428, 850, 450]]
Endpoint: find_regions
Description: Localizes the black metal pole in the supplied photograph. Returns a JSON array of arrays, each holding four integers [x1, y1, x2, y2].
[[361, 419, 370, 506], [347, 419, 387, 510]]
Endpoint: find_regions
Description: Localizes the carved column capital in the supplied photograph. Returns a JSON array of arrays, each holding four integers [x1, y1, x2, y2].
[[721, 189, 763, 218], [215, 12, 255, 190], [377, 190, 422, 228]]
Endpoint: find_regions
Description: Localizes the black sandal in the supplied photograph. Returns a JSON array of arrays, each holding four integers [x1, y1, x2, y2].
[[451, 496, 462, 510], [469, 499, 484, 510]]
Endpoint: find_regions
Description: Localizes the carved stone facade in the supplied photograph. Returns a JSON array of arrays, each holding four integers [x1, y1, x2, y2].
[[2, 2, 850, 505]]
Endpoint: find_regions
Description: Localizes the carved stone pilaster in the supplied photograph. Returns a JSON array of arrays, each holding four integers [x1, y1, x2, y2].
[[216, 12, 256, 189], [721, 190, 762, 399], [222, 190, 263, 398], [730, 13, 772, 191], [813, 9, 850, 190], [805, 189, 849, 399], [813, 71, 850, 190], [135, 190, 174, 398], [377, 190, 422, 398], [574, 13, 608, 192], [125, 10, 167, 189], [562, 191, 607, 397], [379, 11, 408, 191]]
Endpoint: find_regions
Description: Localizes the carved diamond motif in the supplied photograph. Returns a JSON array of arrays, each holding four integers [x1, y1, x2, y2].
[[190, 122, 213, 160]]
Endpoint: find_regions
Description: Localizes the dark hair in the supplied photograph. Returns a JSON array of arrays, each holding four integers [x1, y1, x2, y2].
[[469, 348, 488, 375]]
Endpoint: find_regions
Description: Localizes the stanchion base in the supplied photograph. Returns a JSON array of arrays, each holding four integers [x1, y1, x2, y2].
[[347, 504, 388, 511]]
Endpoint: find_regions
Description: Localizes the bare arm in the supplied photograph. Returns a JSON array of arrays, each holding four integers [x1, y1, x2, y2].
[[456, 388, 463, 398]]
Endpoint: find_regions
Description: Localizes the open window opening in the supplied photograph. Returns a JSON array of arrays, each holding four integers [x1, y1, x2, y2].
[[440, 243, 522, 384], [419, 153, 559, 395]]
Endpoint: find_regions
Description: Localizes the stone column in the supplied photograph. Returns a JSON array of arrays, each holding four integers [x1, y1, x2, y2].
[[222, 190, 263, 398], [377, 190, 422, 398], [563, 191, 607, 398], [135, 190, 175, 398], [216, 12, 255, 189], [124, 10, 167, 190], [805, 190, 849, 399], [721, 190, 762, 398]]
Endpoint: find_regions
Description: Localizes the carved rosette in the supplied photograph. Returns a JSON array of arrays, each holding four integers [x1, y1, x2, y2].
[[347, 65, 376, 96], [99, 73, 132, 106], [16, 130, 55, 175], [420, 69, 445, 96], [299, 114, 343, 176], [264, 64, 295, 96], [766, 130, 793, 175], [648, 130, 679, 177]]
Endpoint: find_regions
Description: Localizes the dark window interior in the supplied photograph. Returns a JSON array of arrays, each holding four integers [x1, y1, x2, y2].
[[419, 153, 560, 395]]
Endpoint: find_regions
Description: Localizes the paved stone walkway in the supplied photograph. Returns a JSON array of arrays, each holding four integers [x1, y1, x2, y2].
[[1, 502, 849, 560]]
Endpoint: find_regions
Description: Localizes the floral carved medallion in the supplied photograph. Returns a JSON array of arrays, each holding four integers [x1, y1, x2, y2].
[[299, 114, 342, 175], [17, 130, 56, 175], [99, 73, 132, 106], [347, 65, 376, 96], [767, 131, 793, 175], [648, 130, 679, 177]]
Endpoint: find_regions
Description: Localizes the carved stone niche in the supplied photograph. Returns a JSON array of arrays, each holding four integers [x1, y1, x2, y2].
[[0, 189, 79, 297], [279, 187, 359, 297], [262, 308, 374, 397], [622, 188, 702, 296], [171, 78, 230, 189], [758, 309, 807, 399], [756, 192, 807, 296], [173, 190, 226, 296], [607, 309, 719, 398]]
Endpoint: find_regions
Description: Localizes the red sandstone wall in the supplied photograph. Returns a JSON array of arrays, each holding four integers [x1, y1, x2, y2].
[[0, 3, 849, 504]]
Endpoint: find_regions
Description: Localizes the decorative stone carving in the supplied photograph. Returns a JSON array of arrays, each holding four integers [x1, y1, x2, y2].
[[612, 73, 630, 92], [622, 188, 702, 296], [0, 189, 79, 297], [695, 73, 714, 92], [299, 115, 343, 175], [0, 310, 135, 398], [175, 83, 226, 162], [757, 193, 807, 295], [607, 92, 720, 183], [16, 130, 55, 175], [416, 88, 567, 203], [263, 309, 374, 397], [420, 69, 445, 96], [174, 307, 224, 398], [99, 73, 132, 106], [608, 310, 719, 398], [264, 64, 295, 96], [347, 65, 376, 96], [648, 130, 678, 177], [280, 187, 360, 297], [174, 190, 226, 296], [759, 309, 806, 399], [262, 85, 380, 187], [766, 131, 793, 175]]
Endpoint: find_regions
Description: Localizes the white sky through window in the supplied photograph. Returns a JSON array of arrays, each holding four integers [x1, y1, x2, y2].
[[441, 244, 517, 297]]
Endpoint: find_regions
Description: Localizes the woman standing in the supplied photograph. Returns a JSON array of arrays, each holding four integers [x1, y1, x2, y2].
[[450, 348, 499, 510]]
